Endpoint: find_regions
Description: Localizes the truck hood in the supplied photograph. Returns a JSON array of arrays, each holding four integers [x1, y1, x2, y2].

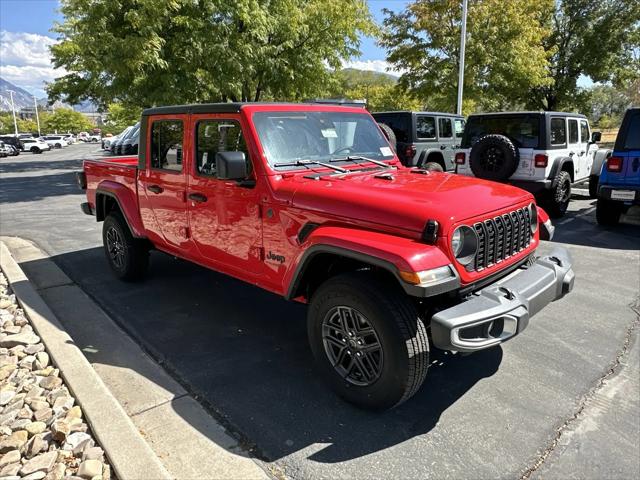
[[287, 169, 533, 233]]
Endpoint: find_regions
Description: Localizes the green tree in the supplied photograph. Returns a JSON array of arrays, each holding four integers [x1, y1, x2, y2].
[[40, 108, 94, 133], [48, 0, 375, 107], [340, 83, 422, 112], [17, 119, 39, 134], [0, 113, 16, 134], [381, 0, 553, 113], [102, 103, 142, 134], [529, 0, 640, 110]]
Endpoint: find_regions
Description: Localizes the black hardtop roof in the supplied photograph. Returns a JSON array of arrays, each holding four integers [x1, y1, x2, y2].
[[373, 110, 464, 118], [468, 111, 587, 119], [142, 102, 368, 116]]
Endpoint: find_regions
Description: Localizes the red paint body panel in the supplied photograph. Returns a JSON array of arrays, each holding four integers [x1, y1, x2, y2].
[[83, 103, 544, 299]]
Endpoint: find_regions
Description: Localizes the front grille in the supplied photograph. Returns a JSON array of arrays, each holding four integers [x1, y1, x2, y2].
[[473, 207, 532, 271]]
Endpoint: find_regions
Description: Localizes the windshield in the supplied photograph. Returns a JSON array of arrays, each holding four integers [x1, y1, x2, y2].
[[252, 111, 394, 170], [462, 115, 541, 149]]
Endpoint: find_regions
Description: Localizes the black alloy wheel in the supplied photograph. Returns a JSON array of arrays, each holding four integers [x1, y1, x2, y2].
[[322, 306, 384, 386], [105, 225, 126, 270]]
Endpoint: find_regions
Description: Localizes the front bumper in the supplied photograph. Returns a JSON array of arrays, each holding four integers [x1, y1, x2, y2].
[[431, 247, 574, 352]]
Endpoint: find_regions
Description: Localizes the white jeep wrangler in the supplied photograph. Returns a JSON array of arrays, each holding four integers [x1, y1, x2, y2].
[[455, 112, 611, 217]]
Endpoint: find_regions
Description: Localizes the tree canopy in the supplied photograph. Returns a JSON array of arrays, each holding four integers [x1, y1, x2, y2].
[[48, 0, 376, 108]]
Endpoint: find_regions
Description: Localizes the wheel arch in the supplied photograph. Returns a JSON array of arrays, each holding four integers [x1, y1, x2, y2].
[[417, 149, 444, 168], [95, 183, 146, 238], [548, 157, 575, 183]]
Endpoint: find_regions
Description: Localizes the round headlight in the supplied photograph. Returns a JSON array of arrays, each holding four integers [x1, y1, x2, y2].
[[451, 226, 478, 266], [529, 203, 538, 233]]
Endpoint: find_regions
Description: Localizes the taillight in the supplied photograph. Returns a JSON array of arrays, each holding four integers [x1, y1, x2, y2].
[[455, 152, 466, 165], [534, 154, 548, 168], [405, 145, 416, 160], [607, 156, 623, 172]]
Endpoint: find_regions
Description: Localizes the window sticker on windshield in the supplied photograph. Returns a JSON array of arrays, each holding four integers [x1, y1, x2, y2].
[[380, 146, 393, 156], [321, 129, 338, 138]]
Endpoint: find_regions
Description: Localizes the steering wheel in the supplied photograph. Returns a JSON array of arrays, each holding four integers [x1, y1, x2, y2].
[[332, 146, 354, 155]]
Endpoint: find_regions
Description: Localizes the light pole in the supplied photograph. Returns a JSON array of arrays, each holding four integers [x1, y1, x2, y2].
[[33, 95, 41, 137], [456, 0, 468, 116], [7, 89, 18, 135]]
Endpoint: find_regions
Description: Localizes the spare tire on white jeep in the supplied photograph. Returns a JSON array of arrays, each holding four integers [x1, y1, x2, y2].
[[469, 134, 520, 181]]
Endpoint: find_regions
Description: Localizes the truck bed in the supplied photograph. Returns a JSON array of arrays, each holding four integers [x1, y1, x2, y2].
[[83, 156, 139, 212]]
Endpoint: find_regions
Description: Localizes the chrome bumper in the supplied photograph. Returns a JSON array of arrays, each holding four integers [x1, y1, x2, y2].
[[431, 248, 574, 352]]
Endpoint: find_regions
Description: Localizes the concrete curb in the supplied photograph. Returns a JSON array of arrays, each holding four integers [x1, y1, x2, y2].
[[1, 241, 172, 480]]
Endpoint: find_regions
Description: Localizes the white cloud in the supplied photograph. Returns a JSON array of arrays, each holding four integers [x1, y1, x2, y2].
[[0, 31, 65, 96], [342, 59, 401, 77]]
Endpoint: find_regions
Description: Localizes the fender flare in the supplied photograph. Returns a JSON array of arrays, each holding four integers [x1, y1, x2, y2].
[[548, 157, 574, 184], [96, 181, 146, 238], [417, 149, 443, 168], [284, 227, 459, 300]]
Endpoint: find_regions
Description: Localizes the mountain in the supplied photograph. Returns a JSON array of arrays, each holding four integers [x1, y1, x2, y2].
[[0, 77, 98, 112], [338, 68, 399, 88], [0, 78, 36, 111]]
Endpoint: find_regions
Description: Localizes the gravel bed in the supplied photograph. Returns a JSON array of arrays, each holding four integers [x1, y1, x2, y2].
[[0, 271, 112, 480]]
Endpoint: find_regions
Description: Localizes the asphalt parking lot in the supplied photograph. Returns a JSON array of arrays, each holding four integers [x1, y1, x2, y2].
[[1, 143, 639, 479]]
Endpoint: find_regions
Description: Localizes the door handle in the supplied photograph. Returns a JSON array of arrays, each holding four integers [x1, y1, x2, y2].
[[188, 193, 207, 203], [148, 185, 163, 194], [579, 151, 585, 156], [569, 152, 575, 157], [440, 145, 447, 150]]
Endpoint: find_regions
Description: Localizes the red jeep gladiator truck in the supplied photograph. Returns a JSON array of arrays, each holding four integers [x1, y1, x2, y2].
[[78, 103, 574, 410]]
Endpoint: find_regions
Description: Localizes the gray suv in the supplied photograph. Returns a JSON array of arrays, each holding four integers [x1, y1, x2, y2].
[[372, 111, 465, 170]]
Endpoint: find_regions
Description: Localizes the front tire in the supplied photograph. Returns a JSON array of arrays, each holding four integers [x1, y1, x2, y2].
[[423, 161, 444, 172], [307, 272, 429, 410], [543, 170, 571, 218], [588, 175, 599, 198], [596, 198, 622, 226], [102, 212, 149, 281], [30, 147, 41, 154]]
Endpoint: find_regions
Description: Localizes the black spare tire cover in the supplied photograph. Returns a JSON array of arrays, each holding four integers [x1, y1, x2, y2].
[[469, 134, 519, 181], [377, 123, 397, 152]]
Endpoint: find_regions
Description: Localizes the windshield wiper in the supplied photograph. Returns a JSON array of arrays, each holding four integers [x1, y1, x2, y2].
[[333, 155, 395, 169], [273, 159, 348, 173]]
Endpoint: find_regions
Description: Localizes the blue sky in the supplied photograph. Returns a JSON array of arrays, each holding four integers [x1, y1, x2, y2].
[[0, 0, 409, 98]]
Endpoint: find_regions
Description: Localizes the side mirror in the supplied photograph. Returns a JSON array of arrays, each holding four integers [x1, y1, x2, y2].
[[216, 151, 247, 180], [591, 131, 601, 143]]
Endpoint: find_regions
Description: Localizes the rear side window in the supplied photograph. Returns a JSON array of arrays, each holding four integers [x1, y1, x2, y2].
[[454, 119, 465, 138], [462, 115, 540, 148], [195, 120, 249, 177], [580, 120, 589, 143], [416, 116, 436, 139], [550, 117, 566, 146], [623, 114, 640, 150], [568, 119, 579, 144], [438, 118, 453, 138], [150, 120, 183, 172]]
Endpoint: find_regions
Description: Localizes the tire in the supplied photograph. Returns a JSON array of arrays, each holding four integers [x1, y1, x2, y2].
[[307, 271, 429, 410], [377, 123, 397, 152], [55, 143, 61, 149], [30, 147, 41, 154], [588, 175, 599, 198], [596, 198, 622, 226], [469, 134, 519, 181], [102, 211, 149, 281], [423, 161, 444, 172], [543, 170, 572, 218]]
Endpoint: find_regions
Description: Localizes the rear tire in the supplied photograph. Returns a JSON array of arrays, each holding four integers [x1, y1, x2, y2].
[[30, 147, 41, 154], [596, 198, 622, 226], [102, 211, 149, 281], [543, 170, 571, 218], [307, 272, 429, 410], [423, 161, 444, 172], [588, 175, 599, 198]]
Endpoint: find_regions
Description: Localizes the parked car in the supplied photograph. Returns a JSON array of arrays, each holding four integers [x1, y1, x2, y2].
[[21, 138, 51, 154], [43, 135, 69, 148], [77, 102, 575, 410], [61, 134, 76, 144], [101, 133, 113, 149], [0, 135, 24, 152], [455, 111, 610, 218], [596, 107, 640, 225], [0, 141, 9, 158], [121, 124, 140, 155], [110, 126, 134, 155], [372, 111, 466, 170], [5, 144, 19, 156], [87, 134, 101, 143], [113, 124, 138, 155]]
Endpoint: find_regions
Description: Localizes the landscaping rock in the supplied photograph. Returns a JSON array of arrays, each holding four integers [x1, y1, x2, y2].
[[25, 421, 47, 437], [76, 459, 102, 479], [0, 430, 28, 453], [39, 376, 62, 391], [0, 332, 40, 348], [0, 449, 21, 467], [19, 451, 57, 476]]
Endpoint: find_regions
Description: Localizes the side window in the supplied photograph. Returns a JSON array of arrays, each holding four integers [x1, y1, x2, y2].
[[195, 120, 248, 177], [580, 120, 589, 143], [550, 117, 566, 146], [568, 119, 579, 144], [623, 114, 640, 150], [416, 116, 436, 140], [150, 120, 183, 172], [454, 119, 465, 138], [438, 117, 453, 138]]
